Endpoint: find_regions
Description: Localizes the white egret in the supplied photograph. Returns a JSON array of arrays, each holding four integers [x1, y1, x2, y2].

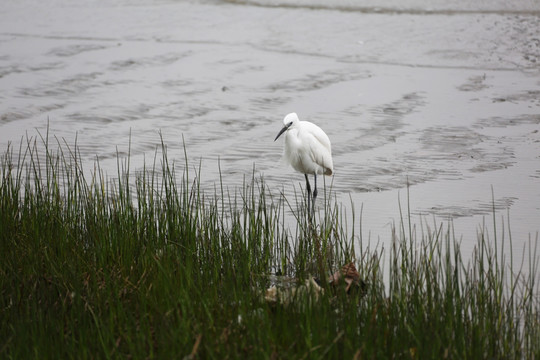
[[274, 112, 333, 216]]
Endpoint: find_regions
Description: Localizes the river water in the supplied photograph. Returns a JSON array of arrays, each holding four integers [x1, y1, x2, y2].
[[1, 0, 539, 267]]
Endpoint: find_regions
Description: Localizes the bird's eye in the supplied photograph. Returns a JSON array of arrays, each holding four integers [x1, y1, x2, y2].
[[288, 122, 293, 127]]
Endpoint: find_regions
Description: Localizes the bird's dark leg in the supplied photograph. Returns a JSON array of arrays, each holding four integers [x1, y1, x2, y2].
[[312, 174, 318, 216], [304, 174, 311, 219]]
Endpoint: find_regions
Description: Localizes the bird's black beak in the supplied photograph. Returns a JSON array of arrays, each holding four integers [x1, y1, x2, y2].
[[274, 125, 288, 141]]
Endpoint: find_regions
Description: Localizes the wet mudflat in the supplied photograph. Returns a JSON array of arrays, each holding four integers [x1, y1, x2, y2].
[[1, 0, 539, 262]]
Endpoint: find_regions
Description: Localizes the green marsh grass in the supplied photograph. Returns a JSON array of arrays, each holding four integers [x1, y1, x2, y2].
[[1, 134, 539, 359]]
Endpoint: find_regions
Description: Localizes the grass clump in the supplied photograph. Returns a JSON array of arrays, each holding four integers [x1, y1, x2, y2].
[[0, 134, 539, 359]]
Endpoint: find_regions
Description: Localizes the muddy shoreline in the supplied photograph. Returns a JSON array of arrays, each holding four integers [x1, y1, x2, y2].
[[1, 0, 539, 263]]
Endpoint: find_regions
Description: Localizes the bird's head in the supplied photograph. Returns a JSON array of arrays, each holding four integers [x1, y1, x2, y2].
[[274, 112, 299, 141]]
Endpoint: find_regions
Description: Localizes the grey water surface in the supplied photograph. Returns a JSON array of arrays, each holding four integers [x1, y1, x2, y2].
[[1, 0, 539, 265]]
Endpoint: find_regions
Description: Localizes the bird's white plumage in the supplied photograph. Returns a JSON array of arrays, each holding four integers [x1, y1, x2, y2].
[[279, 113, 333, 176]]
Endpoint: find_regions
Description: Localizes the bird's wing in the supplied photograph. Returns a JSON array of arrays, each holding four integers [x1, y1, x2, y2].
[[304, 122, 331, 152], [307, 129, 333, 175], [312, 131, 331, 154]]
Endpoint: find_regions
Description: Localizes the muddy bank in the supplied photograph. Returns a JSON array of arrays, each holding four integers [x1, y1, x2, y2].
[[0, 0, 539, 263]]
